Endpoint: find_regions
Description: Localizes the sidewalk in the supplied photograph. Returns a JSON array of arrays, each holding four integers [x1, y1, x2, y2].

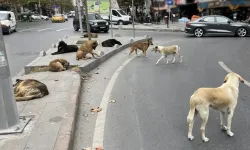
[[111, 22, 186, 32], [0, 35, 151, 150]]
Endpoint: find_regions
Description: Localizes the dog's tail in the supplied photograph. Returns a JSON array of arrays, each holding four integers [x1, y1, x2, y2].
[[187, 99, 197, 125]]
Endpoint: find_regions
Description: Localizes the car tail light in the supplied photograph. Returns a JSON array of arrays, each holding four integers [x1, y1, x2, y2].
[[186, 22, 190, 27]]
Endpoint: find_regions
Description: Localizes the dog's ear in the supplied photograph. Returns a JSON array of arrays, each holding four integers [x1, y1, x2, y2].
[[224, 75, 228, 83], [239, 75, 244, 83]]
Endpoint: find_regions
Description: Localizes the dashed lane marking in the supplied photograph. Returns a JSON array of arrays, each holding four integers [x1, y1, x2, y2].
[[56, 28, 72, 31], [18, 28, 37, 32], [37, 28, 52, 32], [218, 61, 250, 87]]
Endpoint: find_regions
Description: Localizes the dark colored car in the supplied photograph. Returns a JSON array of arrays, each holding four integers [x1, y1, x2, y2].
[[185, 15, 250, 37], [73, 13, 109, 33]]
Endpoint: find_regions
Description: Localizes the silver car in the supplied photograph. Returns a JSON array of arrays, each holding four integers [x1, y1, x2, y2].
[[185, 15, 250, 37]]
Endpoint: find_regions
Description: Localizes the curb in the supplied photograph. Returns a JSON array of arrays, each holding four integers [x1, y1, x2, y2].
[[111, 27, 185, 32], [79, 37, 152, 72], [54, 72, 82, 150]]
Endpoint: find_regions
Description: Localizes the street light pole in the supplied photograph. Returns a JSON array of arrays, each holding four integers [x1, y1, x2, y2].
[[109, 0, 113, 37], [38, 0, 42, 15], [0, 27, 19, 131], [83, 0, 91, 40], [77, 0, 83, 36], [132, 0, 135, 38]]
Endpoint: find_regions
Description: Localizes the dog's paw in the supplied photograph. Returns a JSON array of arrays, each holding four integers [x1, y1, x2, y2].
[[227, 131, 234, 137], [188, 135, 194, 141], [202, 137, 209, 143], [221, 125, 228, 131]]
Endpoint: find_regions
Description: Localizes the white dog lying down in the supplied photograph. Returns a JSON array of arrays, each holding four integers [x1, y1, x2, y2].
[[187, 72, 244, 143], [152, 45, 183, 65]]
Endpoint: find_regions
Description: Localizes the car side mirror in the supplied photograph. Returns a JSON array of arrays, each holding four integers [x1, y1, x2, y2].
[[227, 20, 231, 24], [8, 14, 11, 20]]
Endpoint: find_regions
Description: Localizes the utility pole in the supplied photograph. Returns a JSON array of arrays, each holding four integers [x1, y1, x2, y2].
[[77, 0, 83, 36], [0, 27, 31, 135], [109, 0, 113, 37], [132, 0, 135, 38], [38, 0, 42, 15], [98, 0, 101, 14], [83, 0, 91, 40]]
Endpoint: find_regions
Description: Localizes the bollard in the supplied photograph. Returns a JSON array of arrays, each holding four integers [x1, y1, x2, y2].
[[0, 28, 31, 135]]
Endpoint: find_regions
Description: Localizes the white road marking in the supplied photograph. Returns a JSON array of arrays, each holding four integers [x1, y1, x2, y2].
[[18, 28, 36, 32], [92, 39, 182, 149], [56, 28, 72, 31], [37, 28, 52, 32], [218, 61, 250, 87]]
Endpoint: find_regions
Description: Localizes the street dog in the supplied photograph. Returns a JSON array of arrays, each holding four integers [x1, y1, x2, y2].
[[13, 79, 49, 101], [76, 40, 99, 60], [51, 41, 78, 55], [129, 38, 153, 57], [83, 33, 98, 38], [49, 59, 70, 72], [101, 39, 122, 47], [187, 72, 244, 142], [152, 45, 183, 65]]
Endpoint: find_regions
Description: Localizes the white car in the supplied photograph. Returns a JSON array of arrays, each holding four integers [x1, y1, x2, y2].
[[0, 11, 17, 34], [41, 15, 49, 20], [64, 15, 68, 21], [31, 14, 41, 20]]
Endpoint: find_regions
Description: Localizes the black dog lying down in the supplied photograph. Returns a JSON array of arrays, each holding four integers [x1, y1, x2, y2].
[[51, 41, 78, 55], [101, 39, 122, 47]]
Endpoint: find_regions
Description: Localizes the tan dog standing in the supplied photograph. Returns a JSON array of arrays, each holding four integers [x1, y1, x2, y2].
[[13, 79, 49, 101], [187, 72, 244, 142], [76, 40, 99, 60], [129, 38, 153, 57], [152, 45, 183, 65], [49, 59, 70, 72]]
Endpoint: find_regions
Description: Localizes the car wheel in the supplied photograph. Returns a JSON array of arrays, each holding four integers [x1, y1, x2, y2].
[[236, 27, 247, 37], [117, 20, 123, 25], [6, 27, 11, 35], [74, 24, 79, 31], [194, 28, 204, 37], [13, 25, 17, 32]]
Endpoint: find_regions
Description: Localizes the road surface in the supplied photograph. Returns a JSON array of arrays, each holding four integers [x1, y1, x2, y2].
[[73, 31, 250, 150]]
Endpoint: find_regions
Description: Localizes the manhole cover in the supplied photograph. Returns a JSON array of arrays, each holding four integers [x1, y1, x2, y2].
[[76, 40, 86, 44]]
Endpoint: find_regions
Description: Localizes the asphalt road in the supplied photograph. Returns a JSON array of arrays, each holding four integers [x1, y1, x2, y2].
[[104, 34, 250, 150], [3, 19, 80, 77], [72, 31, 250, 150]]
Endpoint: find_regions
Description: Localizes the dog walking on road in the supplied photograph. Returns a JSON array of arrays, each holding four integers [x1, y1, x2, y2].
[[187, 72, 244, 142]]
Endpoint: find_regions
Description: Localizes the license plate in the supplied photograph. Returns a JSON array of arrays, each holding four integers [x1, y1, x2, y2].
[[100, 27, 105, 28]]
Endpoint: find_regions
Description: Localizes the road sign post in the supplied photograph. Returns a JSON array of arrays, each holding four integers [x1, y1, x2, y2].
[[166, 0, 173, 28], [132, 0, 135, 38], [0, 28, 31, 135], [109, 0, 113, 37]]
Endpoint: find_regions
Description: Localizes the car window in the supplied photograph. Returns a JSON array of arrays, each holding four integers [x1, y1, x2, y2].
[[216, 17, 229, 23], [200, 17, 215, 22]]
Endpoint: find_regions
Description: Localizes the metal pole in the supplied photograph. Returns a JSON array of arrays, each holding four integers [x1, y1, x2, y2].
[[39, 0, 42, 15], [99, 0, 101, 14], [84, 0, 91, 40], [109, 0, 113, 37], [77, 0, 84, 36], [0, 27, 19, 131], [168, 7, 170, 28], [132, 0, 135, 38]]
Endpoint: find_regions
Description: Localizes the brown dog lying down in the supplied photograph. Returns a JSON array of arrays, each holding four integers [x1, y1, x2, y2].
[[83, 33, 98, 38], [49, 59, 70, 72], [13, 79, 49, 101], [76, 40, 99, 60], [129, 38, 153, 57], [187, 72, 244, 142]]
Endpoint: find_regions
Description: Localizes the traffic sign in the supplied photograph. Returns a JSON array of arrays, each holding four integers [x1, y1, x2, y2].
[[166, 0, 173, 6]]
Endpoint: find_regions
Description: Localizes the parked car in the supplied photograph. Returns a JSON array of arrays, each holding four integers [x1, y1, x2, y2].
[[31, 14, 41, 20], [41, 15, 49, 20], [0, 11, 17, 34], [63, 14, 68, 21], [51, 14, 65, 23], [185, 15, 250, 37], [73, 13, 109, 33]]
